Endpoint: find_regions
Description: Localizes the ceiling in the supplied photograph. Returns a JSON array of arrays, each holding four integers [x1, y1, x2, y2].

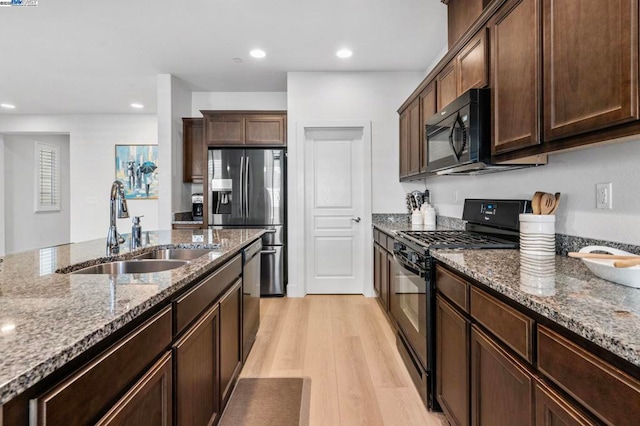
[[0, 0, 447, 114]]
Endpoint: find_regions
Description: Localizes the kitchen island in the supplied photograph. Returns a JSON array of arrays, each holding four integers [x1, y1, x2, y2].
[[0, 228, 263, 424]]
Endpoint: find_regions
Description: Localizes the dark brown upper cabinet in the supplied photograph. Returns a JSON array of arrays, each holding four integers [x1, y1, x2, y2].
[[182, 118, 204, 183], [437, 61, 458, 111], [202, 111, 287, 147], [490, 0, 541, 155], [542, 0, 638, 141], [456, 29, 489, 96], [245, 115, 286, 145], [205, 114, 244, 146], [444, 0, 488, 48], [399, 109, 409, 178], [419, 82, 437, 174], [407, 98, 421, 176]]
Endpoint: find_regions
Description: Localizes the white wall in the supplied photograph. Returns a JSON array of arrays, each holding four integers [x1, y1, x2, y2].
[[191, 92, 287, 116], [0, 114, 158, 243], [286, 71, 427, 296], [427, 138, 640, 245], [0, 135, 5, 256], [157, 74, 194, 227], [4, 134, 70, 253], [171, 78, 194, 215]]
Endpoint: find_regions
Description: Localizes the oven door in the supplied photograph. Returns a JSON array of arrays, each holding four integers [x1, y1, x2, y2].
[[390, 254, 428, 369]]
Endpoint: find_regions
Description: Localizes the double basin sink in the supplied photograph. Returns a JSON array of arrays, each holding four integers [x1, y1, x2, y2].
[[70, 248, 216, 275]]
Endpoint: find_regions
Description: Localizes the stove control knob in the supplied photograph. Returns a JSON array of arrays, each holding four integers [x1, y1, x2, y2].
[[408, 252, 420, 264]]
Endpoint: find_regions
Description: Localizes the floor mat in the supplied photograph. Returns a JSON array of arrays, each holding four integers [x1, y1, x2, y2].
[[219, 377, 311, 426]]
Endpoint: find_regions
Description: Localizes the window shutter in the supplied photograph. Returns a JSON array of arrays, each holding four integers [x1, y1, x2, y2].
[[35, 141, 60, 212]]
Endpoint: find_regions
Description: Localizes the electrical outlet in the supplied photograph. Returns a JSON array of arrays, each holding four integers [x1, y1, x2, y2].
[[596, 183, 613, 209]]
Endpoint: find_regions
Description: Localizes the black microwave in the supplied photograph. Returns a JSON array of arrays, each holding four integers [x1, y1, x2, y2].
[[425, 88, 493, 175]]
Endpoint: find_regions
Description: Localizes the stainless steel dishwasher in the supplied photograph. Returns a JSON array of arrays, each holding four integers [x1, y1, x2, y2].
[[242, 239, 262, 362]]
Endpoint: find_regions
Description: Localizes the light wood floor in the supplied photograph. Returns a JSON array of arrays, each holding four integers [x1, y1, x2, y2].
[[240, 295, 447, 426]]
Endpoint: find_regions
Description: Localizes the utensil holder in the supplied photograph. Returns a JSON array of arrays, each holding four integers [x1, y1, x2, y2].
[[519, 214, 556, 257]]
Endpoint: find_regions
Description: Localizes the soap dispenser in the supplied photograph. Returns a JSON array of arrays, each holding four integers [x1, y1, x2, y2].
[[131, 215, 144, 249]]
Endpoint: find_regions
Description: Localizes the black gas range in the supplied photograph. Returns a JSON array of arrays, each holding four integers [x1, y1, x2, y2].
[[390, 199, 531, 410]]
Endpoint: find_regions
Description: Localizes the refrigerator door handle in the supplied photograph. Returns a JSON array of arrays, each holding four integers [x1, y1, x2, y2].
[[245, 155, 250, 217]]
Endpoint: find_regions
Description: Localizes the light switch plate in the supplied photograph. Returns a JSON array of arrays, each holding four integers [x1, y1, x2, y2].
[[596, 183, 612, 209]]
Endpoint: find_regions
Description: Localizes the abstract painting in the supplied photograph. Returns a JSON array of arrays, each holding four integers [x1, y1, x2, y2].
[[115, 145, 159, 199]]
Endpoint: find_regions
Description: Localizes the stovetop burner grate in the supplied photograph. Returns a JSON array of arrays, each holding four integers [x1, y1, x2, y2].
[[399, 230, 518, 250]]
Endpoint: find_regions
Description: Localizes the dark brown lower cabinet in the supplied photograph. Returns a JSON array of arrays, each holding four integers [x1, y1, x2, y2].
[[29, 307, 172, 426], [373, 241, 391, 313], [96, 352, 173, 426], [373, 242, 382, 297], [534, 381, 596, 426], [219, 279, 243, 408], [471, 326, 534, 426], [537, 325, 640, 426], [436, 295, 470, 426], [173, 304, 220, 426], [380, 251, 390, 311]]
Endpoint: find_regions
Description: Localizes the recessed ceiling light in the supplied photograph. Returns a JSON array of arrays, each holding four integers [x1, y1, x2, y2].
[[336, 49, 353, 59], [1, 103, 16, 109], [131, 103, 144, 109], [250, 49, 266, 58], [233, 57, 243, 63]]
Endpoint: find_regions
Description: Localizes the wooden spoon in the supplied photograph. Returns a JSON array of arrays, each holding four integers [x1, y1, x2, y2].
[[540, 193, 556, 215], [613, 258, 640, 268], [568, 252, 640, 260], [549, 192, 561, 215], [531, 191, 544, 214]]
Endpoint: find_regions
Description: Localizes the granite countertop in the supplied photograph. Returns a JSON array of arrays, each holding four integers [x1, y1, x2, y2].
[[0, 228, 263, 405], [372, 214, 464, 233], [431, 249, 640, 368]]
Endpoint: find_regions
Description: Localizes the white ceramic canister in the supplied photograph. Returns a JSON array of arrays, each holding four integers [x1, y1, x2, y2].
[[423, 206, 436, 227], [519, 214, 556, 257]]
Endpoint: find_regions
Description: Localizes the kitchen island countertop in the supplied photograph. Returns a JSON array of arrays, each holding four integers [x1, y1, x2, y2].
[[0, 228, 263, 405]]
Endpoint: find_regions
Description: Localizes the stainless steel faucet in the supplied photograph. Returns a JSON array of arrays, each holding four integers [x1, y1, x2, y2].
[[107, 180, 129, 255]]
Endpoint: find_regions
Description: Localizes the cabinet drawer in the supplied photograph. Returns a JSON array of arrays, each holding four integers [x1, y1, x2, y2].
[[174, 254, 242, 336], [436, 266, 469, 312], [537, 326, 640, 426], [385, 234, 395, 253], [30, 306, 172, 426], [373, 229, 388, 248], [470, 287, 533, 362], [373, 229, 381, 244]]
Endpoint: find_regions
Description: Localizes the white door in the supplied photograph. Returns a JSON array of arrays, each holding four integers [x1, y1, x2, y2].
[[304, 127, 365, 294]]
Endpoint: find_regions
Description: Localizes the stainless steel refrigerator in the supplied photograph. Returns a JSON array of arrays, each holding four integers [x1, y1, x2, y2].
[[208, 149, 286, 296]]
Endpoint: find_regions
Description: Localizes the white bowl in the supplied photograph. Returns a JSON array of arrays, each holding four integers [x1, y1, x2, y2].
[[579, 246, 640, 289]]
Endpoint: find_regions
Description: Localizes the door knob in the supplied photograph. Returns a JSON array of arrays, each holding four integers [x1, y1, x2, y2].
[[351, 217, 361, 223]]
